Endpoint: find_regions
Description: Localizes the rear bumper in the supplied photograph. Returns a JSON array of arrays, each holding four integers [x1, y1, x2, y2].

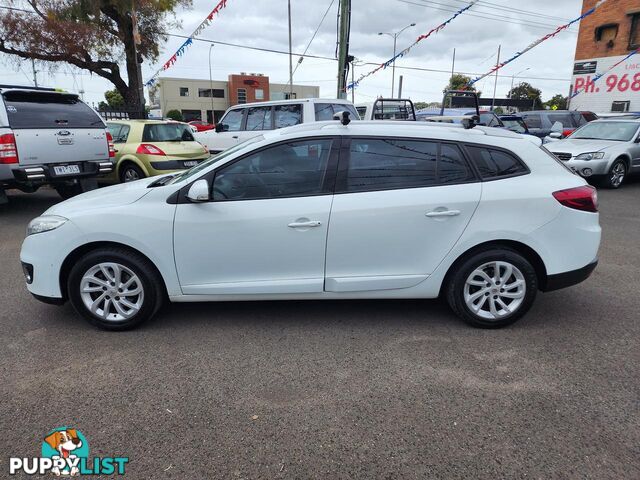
[[149, 157, 208, 171], [542, 259, 598, 292], [2, 160, 114, 185]]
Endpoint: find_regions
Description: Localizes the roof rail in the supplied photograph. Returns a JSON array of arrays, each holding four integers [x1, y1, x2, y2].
[[0, 84, 58, 92]]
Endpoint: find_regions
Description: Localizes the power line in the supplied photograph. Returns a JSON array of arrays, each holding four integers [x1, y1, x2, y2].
[[449, 0, 573, 23]]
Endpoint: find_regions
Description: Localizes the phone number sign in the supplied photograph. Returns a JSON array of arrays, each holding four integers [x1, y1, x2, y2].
[[571, 55, 640, 111]]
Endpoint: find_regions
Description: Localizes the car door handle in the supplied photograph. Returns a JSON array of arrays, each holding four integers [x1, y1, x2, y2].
[[232, 135, 239, 139], [288, 221, 322, 228], [425, 210, 461, 217]]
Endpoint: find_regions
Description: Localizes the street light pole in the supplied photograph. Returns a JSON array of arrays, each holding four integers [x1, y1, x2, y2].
[[379, 23, 415, 98], [510, 67, 530, 96], [208, 44, 215, 124]]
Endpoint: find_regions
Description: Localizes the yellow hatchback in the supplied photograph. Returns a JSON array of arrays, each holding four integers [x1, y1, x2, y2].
[[104, 120, 209, 183]]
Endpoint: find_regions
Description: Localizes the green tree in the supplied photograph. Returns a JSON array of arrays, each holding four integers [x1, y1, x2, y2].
[[0, 0, 190, 117], [166, 109, 183, 121], [508, 82, 543, 110], [544, 94, 568, 111], [443, 74, 476, 93], [104, 89, 125, 109]]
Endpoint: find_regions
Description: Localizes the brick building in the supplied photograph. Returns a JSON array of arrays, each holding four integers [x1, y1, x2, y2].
[[570, 0, 640, 113], [149, 73, 320, 123]]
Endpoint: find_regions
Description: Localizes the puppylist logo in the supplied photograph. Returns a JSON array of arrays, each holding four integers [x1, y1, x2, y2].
[[9, 427, 129, 476]]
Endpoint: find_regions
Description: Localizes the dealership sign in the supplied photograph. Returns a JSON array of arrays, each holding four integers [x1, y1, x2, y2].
[[571, 55, 640, 112]]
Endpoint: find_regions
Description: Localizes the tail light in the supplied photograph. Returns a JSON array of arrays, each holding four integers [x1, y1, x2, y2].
[[106, 131, 116, 158], [553, 186, 598, 213], [136, 144, 166, 156], [0, 133, 19, 164]]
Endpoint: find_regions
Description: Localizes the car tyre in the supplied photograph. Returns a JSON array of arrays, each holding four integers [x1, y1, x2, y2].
[[119, 163, 145, 183], [601, 159, 626, 189], [67, 248, 164, 330], [446, 248, 537, 328]]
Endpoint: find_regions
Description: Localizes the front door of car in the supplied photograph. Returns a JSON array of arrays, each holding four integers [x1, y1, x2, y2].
[[324, 137, 481, 292], [173, 137, 338, 295], [630, 128, 640, 170], [209, 108, 245, 152]]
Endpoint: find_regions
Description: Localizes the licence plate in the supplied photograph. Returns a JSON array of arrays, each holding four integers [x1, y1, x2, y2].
[[53, 165, 81, 175], [183, 160, 198, 167]]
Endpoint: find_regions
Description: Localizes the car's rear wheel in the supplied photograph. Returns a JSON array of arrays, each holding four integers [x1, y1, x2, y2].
[[119, 163, 145, 183], [67, 248, 163, 330], [446, 248, 537, 328], [602, 159, 626, 189]]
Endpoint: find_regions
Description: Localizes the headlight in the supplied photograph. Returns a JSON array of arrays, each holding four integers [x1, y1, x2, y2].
[[576, 152, 605, 161], [26, 215, 68, 236]]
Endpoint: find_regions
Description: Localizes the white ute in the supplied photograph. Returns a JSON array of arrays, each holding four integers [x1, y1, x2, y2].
[[21, 119, 600, 330]]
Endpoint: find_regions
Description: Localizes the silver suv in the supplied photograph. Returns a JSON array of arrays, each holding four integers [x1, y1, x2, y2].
[[0, 85, 115, 203], [548, 119, 640, 188]]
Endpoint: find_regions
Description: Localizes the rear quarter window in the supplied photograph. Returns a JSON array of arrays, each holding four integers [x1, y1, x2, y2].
[[3, 91, 104, 129], [464, 145, 528, 180]]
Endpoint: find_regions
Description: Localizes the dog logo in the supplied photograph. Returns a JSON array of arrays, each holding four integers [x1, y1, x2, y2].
[[42, 428, 89, 476]]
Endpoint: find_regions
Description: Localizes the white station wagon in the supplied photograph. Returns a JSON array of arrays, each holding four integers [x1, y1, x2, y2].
[[21, 119, 601, 330]]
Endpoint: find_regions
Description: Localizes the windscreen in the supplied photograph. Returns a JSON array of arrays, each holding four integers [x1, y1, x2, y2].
[[571, 122, 639, 142], [142, 123, 195, 142], [3, 91, 104, 129]]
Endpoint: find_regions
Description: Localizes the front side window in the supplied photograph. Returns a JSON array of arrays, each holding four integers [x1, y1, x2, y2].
[[245, 106, 272, 131], [274, 104, 302, 128], [212, 139, 333, 201], [345, 139, 474, 192], [465, 146, 527, 179], [220, 109, 244, 131]]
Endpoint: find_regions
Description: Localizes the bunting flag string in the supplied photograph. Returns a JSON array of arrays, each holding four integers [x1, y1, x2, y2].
[[145, 0, 230, 87], [570, 47, 640, 99], [467, 0, 609, 88], [347, 0, 478, 91]]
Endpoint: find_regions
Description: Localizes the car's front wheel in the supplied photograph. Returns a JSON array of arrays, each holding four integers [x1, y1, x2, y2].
[[446, 248, 538, 328], [602, 159, 626, 189], [67, 248, 164, 330]]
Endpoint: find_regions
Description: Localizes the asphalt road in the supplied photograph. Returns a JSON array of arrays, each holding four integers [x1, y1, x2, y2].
[[1, 180, 639, 479]]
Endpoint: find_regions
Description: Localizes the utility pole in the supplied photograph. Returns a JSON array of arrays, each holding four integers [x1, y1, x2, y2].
[[351, 59, 355, 103], [397, 75, 403, 98], [288, 0, 294, 97], [31, 59, 38, 87], [451, 48, 456, 80], [491, 44, 501, 112], [208, 44, 215, 124], [131, 2, 145, 118], [336, 0, 351, 99]]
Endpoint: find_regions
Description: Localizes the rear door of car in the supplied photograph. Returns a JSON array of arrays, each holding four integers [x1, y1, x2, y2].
[[324, 136, 481, 292], [3, 90, 108, 166]]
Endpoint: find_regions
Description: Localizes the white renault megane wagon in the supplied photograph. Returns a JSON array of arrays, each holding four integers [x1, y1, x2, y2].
[[20, 119, 601, 330]]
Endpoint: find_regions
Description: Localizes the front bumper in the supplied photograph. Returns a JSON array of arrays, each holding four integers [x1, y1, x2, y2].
[[7, 160, 114, 184], [563, 158, 609, 177], [542, 259, 598, 292]]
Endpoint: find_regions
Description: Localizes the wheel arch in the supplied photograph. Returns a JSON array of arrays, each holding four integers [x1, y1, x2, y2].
[[439, 239, 548, 296], [59, 241, 168, 300], [116, 156, 149, 178], [611, 154, 631, 171]]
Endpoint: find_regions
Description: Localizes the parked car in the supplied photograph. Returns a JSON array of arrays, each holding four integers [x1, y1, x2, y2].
[[104, 120, 209, 183], [547, 119, 640, 188], [520, 110, 598, 139], [21, 120, 600, 330], [418, 108, 505, 128], [355, 98, 416, 120], [0, 85, 114, 203], [499, 115, 530, 134], [188, 120, 215, 132], [194, 98, 360, 153]]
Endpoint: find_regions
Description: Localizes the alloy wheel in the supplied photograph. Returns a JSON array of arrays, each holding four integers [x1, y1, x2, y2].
[[123, 168, 140, 182], [79, 262, 144, 322], [463, 261, 526, 320], [610, 162, 626, 188]]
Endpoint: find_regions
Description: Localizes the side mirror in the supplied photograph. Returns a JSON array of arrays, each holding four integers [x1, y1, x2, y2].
[[549, 132, 562, 139], [550, 121, 563, 134], [215, 123, 225, 133], [186, 179, 210, 202]]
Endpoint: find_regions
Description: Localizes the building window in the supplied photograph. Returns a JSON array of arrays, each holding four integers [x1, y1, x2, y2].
[[630, 13, 640, 50], [255, 89, 264, 100], [198, 88, 225, 98], [237, 88, 247, 104], [179, 87, 189, 97], [284, 92, 297, 100], [595, 24, 618, 43], [181, 109, 201, 121]]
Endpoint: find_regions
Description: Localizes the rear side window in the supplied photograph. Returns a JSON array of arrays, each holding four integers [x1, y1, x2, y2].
[[344, 139, 474, 192], [274, 104, 302, 128], [522, 113, 541, 129], [142, 123, 194, 142], [314, 103, 359, 121], [3, 91, 104, 129], [465, 146, 527, 179]]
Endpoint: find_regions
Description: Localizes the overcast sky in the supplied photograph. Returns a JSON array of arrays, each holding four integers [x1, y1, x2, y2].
[[0, 0, 583, 107]]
